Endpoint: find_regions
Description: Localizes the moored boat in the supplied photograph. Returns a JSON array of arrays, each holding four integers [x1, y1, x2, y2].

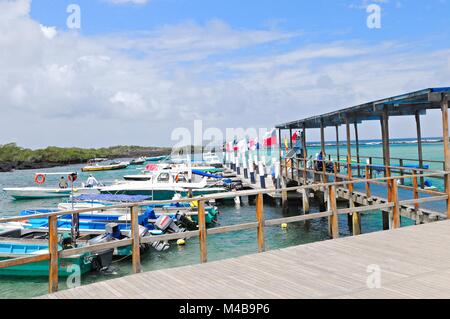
[[81, 160, 129, 172], [130, 157, 146, 165], [3, 172, 100, 200]]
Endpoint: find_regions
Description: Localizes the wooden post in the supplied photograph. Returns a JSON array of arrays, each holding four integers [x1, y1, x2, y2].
[[48, 215, 59, 294], [441, 94, 450, 219], [389, 178, 400, 229], [328, 185, 339, 239], [415, 111, 425, 188], [365, 164, 371, 198], [320, 119, 327, 183], [336, 125, 340, 171], [412, 169, 419, 211], [302, 124, 307, 184], [256, 193, 265, 253], [131, 206, 141, 274], [198, 200, 208, 263], [345, 116, 358, 233], [354, 122, 361, 177], [399, 159, 404, 185], [334, 162, 338, 182], [345, 117, 353, 193], [381, 109, 391, 230]]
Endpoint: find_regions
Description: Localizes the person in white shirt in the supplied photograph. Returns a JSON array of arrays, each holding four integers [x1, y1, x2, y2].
[[86, 174, 99, 188]]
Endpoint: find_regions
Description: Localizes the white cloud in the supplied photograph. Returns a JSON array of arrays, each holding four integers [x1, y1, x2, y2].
[[0, 0, 449, 148], [39, 24, 57, 39]]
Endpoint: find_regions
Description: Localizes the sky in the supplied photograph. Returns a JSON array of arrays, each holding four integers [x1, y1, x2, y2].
[[1, 0, 450, 148]]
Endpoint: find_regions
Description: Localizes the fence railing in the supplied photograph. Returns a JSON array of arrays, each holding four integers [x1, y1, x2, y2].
[[0, 170, 448, 295]]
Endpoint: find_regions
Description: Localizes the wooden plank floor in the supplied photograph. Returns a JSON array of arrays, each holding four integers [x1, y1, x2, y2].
[[39, 220, 450, 299]]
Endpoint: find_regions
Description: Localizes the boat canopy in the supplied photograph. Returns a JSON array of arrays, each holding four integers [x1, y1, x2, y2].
[[192, 170, 232, 184], [74, 194, 151, 203]]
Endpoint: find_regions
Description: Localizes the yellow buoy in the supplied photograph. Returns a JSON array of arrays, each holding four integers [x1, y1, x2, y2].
[[281, 223, 288, 229], [177, 239, 186, 246]]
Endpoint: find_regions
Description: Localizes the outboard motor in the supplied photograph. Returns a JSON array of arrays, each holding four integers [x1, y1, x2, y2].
[[91, 249, 115, 273], [87, 223, 119, 274], [176, 213, 197, 231]]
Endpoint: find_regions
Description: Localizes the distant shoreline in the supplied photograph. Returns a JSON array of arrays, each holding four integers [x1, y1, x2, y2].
[[0, 143, 171, 172]]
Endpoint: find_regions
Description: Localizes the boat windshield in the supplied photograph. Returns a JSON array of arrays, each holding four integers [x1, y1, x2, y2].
[[157, 173, 170, 183]]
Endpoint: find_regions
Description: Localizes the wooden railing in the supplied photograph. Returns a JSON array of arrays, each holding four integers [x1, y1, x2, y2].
[[0, 170, 448, 294]]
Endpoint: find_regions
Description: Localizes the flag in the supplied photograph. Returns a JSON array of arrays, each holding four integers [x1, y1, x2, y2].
[[233, 138, 238, 151], [263, 129, 277, 147], [291, 130, 299, 142], [284, 137, 289, 152], [237, 139, 247, 152], [248, 138, 258, 151]]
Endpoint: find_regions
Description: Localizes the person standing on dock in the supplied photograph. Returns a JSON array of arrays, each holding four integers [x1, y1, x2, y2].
[[86, 174, 100, 188]]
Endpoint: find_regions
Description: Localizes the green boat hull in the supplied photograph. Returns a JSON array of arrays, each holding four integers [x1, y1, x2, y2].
[[0, 254, 92, 277]]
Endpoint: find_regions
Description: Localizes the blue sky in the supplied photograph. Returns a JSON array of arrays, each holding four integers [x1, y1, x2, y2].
[[30, 0, 450, 43], [1, 0, 450, 148]]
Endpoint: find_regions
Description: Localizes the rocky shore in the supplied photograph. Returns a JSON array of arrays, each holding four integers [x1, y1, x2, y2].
[[0, 150, 170, 173]]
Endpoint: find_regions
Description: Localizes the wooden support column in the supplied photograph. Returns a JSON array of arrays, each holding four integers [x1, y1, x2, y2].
[[346, 116, 360, 234], [301, 124, 310, 214], [441, 94, 450, 219], [354, 122, 361, 177], [256, 193, 265, 253], [328, 185, 339, 239], [345, 117, 353, 192], [399, 159, 404, 185], [335, 125, 340, 172], [302, 124, 308, 185], [365, 164, 371, 198], [48, 215, 59, 294], [131, 206, 141, 274], [198, 200, 208, 263], [412, 169, 419, 211], [381, 108, 391, 230], [320, 119, 327, 183], [415, 111, 425, 188]]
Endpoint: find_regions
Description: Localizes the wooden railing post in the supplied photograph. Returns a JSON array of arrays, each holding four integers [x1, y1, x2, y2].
[[302, 156, 307, 184], [365, 164, 371, 198], [387, 178, 400, 229], [131, 206, 141, 273], [48, 215, 59, 294], [333, 162, 338, 182], [328, 185, 339, 239], [198, 200, 208, 263], [391, 178, 400, 229], [399, 159, 405, 185], [412, 169, 419, 211], [256, 193, 265, 253]]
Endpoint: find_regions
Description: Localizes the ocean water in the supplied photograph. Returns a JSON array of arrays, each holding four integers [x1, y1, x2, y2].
[[0, 140, 446, 298]]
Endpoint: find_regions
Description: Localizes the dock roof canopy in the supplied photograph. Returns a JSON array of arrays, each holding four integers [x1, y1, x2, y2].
[[276, 87, 450, 129]]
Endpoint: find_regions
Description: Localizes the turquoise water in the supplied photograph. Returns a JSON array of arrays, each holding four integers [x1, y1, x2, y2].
[[0, 141, 446, 298]]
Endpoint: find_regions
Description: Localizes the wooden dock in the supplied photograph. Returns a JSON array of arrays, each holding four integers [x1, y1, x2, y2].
[[40, 220, 450, 299]]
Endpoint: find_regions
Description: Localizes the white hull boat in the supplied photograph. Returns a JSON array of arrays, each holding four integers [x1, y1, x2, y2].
[[3, 187, 99, 200]]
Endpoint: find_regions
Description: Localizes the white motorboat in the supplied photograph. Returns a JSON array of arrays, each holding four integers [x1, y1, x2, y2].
[[3, 171, 101, 200], [3, 186, 99, 200], [100, 171, 227, 200]]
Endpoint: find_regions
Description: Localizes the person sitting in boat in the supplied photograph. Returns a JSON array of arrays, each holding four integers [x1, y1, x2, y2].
[[86, 174, 99, 188], [59, 176, 68, 189]]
